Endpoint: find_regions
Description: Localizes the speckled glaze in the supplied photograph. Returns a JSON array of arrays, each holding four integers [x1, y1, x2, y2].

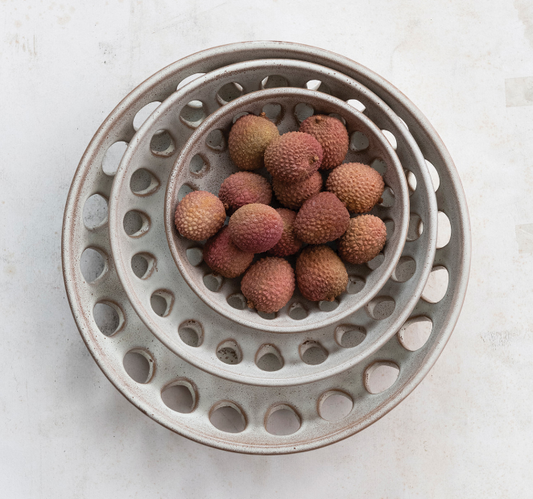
[[62, 42, 469, 455]]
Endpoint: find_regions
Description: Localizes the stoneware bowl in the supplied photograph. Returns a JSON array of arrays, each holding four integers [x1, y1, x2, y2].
[[165, 87, 410, 334]]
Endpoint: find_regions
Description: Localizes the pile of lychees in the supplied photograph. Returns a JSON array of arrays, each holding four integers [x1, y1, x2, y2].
[[174, 113, 387, 314]]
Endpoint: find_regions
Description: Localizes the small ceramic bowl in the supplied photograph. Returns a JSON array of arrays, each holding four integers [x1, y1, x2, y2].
[[165, 87, 409, 333]]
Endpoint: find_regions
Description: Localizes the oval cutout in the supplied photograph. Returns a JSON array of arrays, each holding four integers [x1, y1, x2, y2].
[[205, 273, 224, 294], [102, 141, 128, 176], [216, 340, 242, 365], [210, 402, 246, 433], [335, 324, 366, 348], [150, 290, 174, 317], [437, 211, 452, 248], [422, 266, 449, 303], [398, 316, 433, 351], [130, 168, 159, 196], [265, 405, 301, 436], [133, 101, 161, 131], [93, 301, 124, 336], [366, 296, 395, 320], [216, 81, 244, 105], [256, 344, 283, 372], [123, 210, 150, 237], [300, 341, 328, 365], [131, 253, 156, 280], [80, 247, 107, 283], [123, 349, 154, 384], [161, 379, 197, 413], [392, 256, 416, 283], [178, 320, 204, 347], [318, 391, 354, 421], [83, 194, 108, 229], [294, 103, 314, 123], [364, 361, 400, 394]]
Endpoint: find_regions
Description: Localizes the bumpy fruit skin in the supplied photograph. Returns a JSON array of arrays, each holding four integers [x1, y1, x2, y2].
[[228, 114, 279, 171], [296, 246, 348, 302], [264, 131, 323, 183], [326, 162, 385, 213], [241, 257, 295, 313], [228, 203, 283, 253], [268, 209, 302, 257], [294, 192, 350, 244], [273, 171, 323, 210], [339, 215, 387, 264], [174, 190, 226, 241], [203, 226, 254, 278], [218, 172, 272, 213], [299, 115, 349, 170]]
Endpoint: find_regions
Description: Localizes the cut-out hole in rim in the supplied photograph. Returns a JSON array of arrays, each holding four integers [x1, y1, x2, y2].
[[426, 159, 440, 191], [379, 187, 395, 208], [186, 247, 203, 267], [189, 154, 208, 176], [305, 79, 331, 94], [262, 102, 283, 123], [346, 275, 365, 294], [227, 292, 246, 309], [210, 402, 246, 433], [289, 302, 308, 320], [177, 183, 195, 202], [318, 391, 354, 421], [205, 129, 226, 152], [255, 344, 284, 372], [150, 290, 174, 317], [335, 324, 366, 348], [422, 266, 449, 303], [131, 253, 156, 280], [216, 340, 242, 365], [93, 301, 124, 337], [161, 379, 197, 413], [150, 129, 175, 157], [123, 210, 150, 237], [364, 361, 400, 394], [83, 194, 108, 229], [203, 273, 223, 292], [406, 170, 417, 193], [392, 256, 416, 282], [294, 102, 314, 123], [216, 81, 244, 105], [261, 75, 289, 89], [346, 99, 366, 113], [381, 129, 398, 150], [130, 168, 160, 196], [319, 299, 339, 312], [80, 247, 107, 283], [407, 213, 424, 241], [371, 158, 387, 175], [102, 141, 128, 176], [265, 405, 301, 436], [123, 349, 154, 384], [180, 101, 207, 128], [437, 211, 452, 248], [349, 131, 370, 152], [178, 320, 204, 347], [398, 316, 433, 351], [300, 341, 328, 365], [366, 252, 385, 271], [133, 101, 161, 131], [366, 296, 395, 320]]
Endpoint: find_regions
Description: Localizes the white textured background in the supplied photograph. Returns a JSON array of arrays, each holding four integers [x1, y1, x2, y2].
[[1, 0, 532, 497]]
